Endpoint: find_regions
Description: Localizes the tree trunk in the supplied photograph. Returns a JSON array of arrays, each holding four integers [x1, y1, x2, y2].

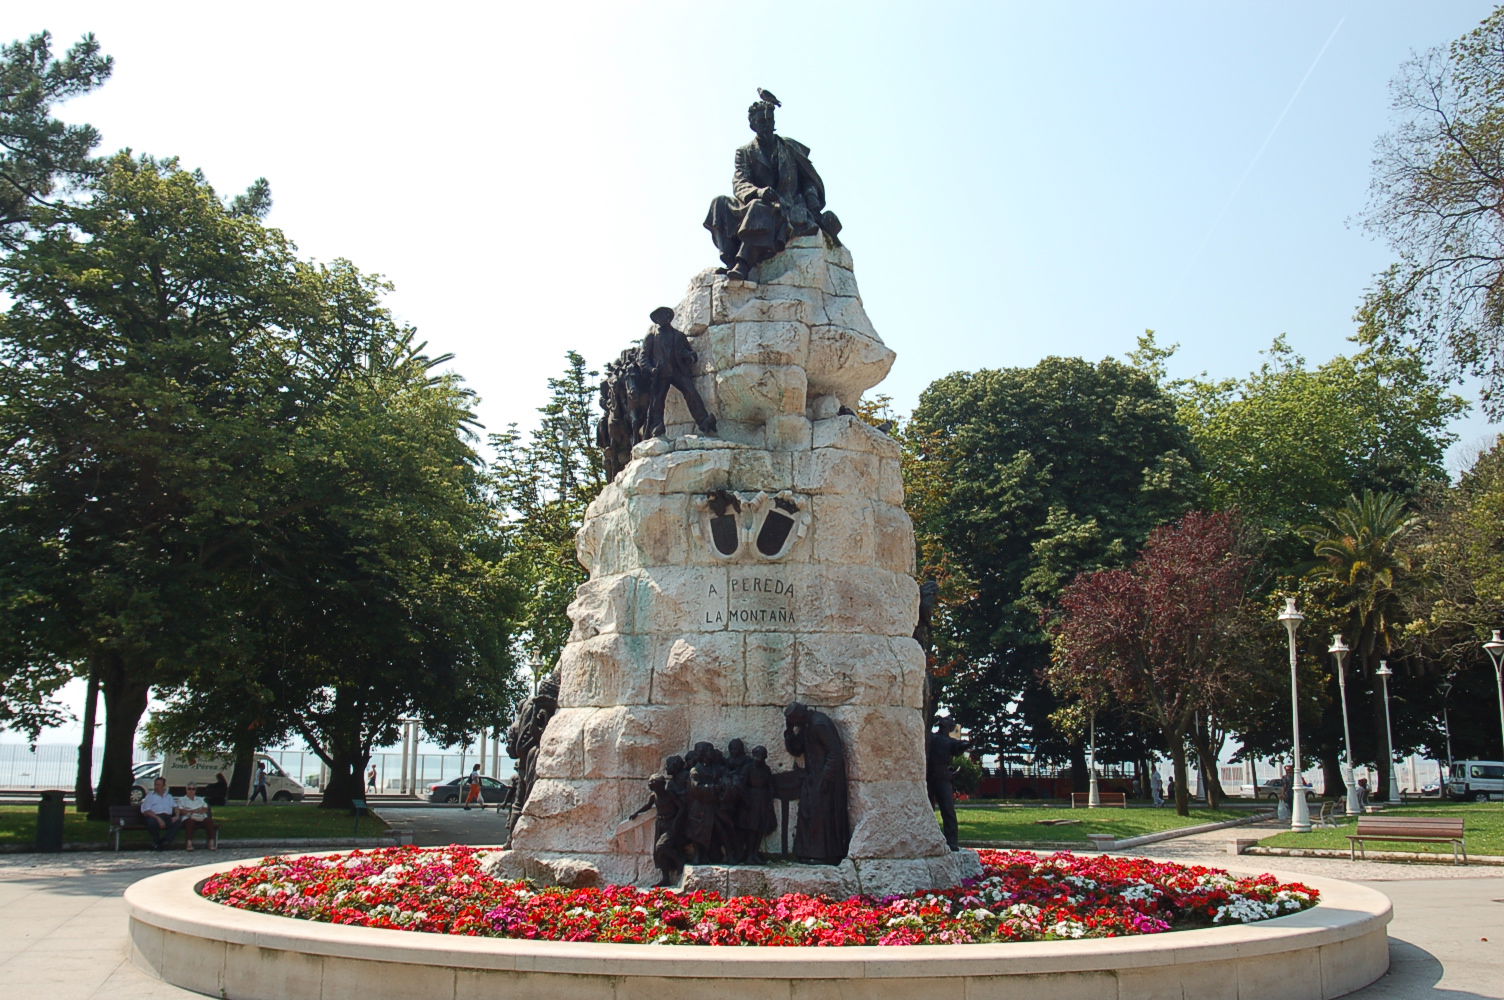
[[73, 660, 100, 813], [88, 653, 149, 821], [1188, 726, 1224, 809], [228, 729, 257, 801], [1068, 741, 1088, 793], [321, 746, 365, 809], [1168, 734, 1191, 816], [1320, 749, 1342, 799]]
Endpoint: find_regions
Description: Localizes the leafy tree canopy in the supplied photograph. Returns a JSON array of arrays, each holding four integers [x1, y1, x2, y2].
[[908, 356, 1201, 756], [0, 154, 302, 812], [1046, 510, 1268, 813], [1167, 333, 1461, 561], [490, 351, 605, 679], [1358, 7, 1504, 417], [0, 31, 112, 244]]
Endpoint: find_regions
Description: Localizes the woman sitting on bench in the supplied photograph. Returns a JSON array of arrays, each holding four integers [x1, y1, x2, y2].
[[177, 783, 220, 851]]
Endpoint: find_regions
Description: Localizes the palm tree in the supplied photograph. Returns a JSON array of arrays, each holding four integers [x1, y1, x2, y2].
[[1301, 491, 1419, 798]]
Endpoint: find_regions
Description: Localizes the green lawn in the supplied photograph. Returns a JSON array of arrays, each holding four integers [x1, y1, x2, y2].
[[0, 801, 389, 849], [1260, 802, 1504, 857], [956, 805, 1250, 844]]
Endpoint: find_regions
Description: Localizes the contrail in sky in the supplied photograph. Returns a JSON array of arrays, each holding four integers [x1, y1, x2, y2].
[[1184, 16, 1346, 280]]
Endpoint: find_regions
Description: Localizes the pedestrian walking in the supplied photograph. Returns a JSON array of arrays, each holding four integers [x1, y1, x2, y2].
[[249, 762, 269, 804], [463, 764, 483, 810]]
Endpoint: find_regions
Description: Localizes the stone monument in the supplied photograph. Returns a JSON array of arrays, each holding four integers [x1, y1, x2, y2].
[[498, 95, 979, 898]]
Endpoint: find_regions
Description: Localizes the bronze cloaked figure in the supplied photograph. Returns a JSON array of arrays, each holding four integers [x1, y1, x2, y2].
[[503, 670, 559, 844], [926, 717, 970, 852], [644, 306, 717, 438], [704, 96, 842, 282], [782, 702, 850, 864]]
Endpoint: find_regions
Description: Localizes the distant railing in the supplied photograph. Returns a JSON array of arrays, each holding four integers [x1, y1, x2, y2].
[[0, 743, 513, 792]]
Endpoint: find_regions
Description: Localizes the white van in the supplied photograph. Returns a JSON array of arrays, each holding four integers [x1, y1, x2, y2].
[[1446, 760, 1504, 801], [130, 752, 306, 803]]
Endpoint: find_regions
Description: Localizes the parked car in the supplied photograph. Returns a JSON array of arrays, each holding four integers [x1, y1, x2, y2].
[[1240, 777, 1313, 800], [428, 775, 512, 805]]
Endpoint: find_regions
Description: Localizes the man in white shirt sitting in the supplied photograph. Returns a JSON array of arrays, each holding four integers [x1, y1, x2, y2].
[[176, 782, 219, 851], [139, 777, 180, 851]]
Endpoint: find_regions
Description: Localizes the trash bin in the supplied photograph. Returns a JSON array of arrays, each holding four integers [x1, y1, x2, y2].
[[35, 789, 66, 852]]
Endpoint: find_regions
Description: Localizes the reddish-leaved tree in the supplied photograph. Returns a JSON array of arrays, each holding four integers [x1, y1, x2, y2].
[[1046, 511, 1257, 815]]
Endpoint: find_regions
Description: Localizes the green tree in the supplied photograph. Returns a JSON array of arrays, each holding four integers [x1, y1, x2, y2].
[[1358, 8, 1504, 417], [0, 154, 300, 818], [1173, 335, 1461, 561], [1403, 435, 1504, 761], [908, 356, 1201, 765], [145, 273, 524, 808], [1410, 435, 1504, 650], [490, 352, 606, 678], [1300, 491, 1422, 799], [0, 31, 112, 245]]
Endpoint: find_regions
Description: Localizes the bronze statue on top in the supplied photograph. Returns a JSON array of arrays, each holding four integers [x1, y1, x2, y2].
[[704, 94, 842, 282]]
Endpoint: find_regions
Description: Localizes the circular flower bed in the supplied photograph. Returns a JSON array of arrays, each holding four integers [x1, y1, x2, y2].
[[199, 846, 1318, 946]]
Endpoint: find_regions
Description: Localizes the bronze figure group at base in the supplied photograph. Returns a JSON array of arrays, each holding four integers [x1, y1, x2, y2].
[[596, 307, 717, 481], [632, 702, 850, 887]]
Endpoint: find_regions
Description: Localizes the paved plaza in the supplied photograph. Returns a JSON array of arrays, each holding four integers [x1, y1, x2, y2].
[[0, 816, 1500, 999]]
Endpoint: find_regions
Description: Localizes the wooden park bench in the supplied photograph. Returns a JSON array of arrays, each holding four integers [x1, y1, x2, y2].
[[1070, 791, 1128, 808], [1347, 815, 1466, 864], [109, 805, 148, 851]]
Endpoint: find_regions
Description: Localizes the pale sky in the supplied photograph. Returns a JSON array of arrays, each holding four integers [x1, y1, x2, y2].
[[5, 1, 1502, 745]]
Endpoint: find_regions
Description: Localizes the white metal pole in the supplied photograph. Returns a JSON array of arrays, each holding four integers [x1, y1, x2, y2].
[[1280, 598, 1311, 832], [1330, 636, 1361, 815], [1377, 662, 1401, 801], [1487, 631, 1504, 771], [1087, 711, 1101, 807], [399, 723, 410, 796]]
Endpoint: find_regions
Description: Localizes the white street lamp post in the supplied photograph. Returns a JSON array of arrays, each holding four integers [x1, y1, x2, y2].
[[1440, 679, 1454, 777], [1278, 598, 1311, 832], [1485, 630, 1504, 767], [1087, 710, 1101, 808], [1376, 662, 1401, 802], [1329, 634, 1361, 815]]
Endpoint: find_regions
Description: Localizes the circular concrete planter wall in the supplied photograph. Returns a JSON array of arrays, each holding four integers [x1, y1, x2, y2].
[[125, 859, 1390, 1000]]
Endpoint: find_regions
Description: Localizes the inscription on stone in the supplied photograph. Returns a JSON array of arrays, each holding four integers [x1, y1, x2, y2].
[[703, 575, 797, 626]]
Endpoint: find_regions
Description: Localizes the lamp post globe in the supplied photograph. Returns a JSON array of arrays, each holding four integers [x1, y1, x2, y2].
[[1278, 597, 1311, 832], [1376, 661, 1401, 802], [1485, 630, 1504, 767], [1328, 634, 1360, 815]]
